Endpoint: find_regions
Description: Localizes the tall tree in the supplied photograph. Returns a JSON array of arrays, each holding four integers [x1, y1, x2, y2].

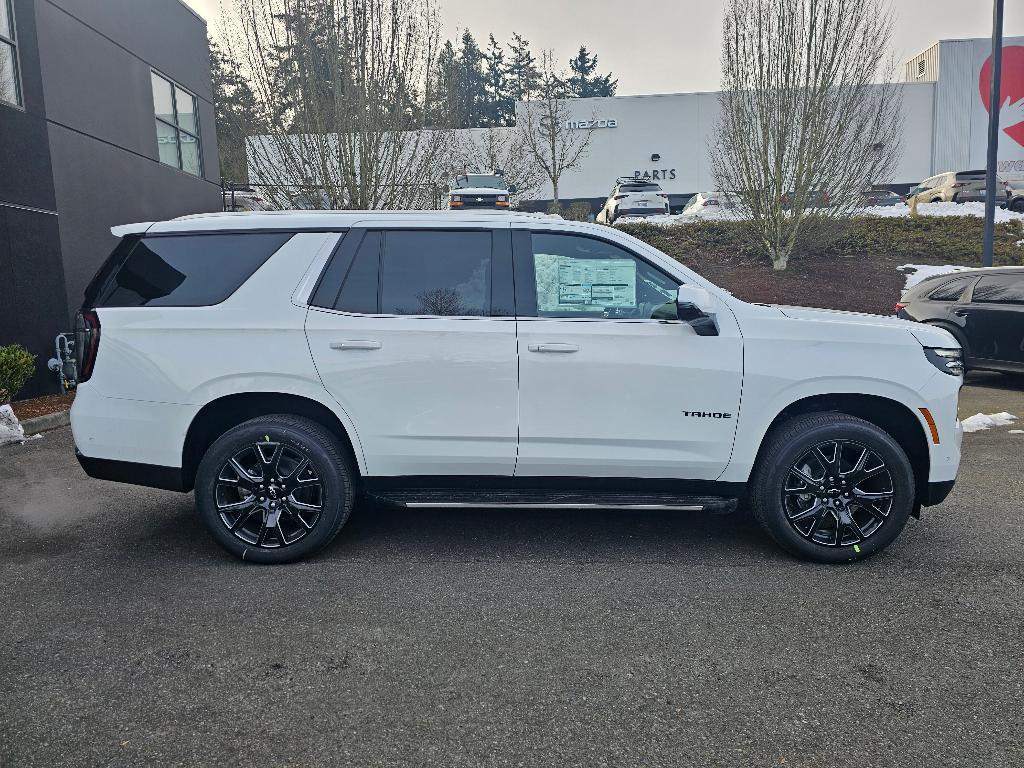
[[483, 34, 513, 126], [210, 38, 263, 182], [454, 30, 487, 129], [505, 33, 540, 103], [519, 51, 595, 207], [563, 46, 617, 98], [425, 39, 459, 127], [234, 0, 452, 210], [711, 0, 902, 270]]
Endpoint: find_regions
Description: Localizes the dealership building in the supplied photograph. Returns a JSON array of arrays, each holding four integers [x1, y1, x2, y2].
[[507, 36, 1024, 212]]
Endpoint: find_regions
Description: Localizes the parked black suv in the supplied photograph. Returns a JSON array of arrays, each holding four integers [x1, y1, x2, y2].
[[897, 267, 1024, 374]]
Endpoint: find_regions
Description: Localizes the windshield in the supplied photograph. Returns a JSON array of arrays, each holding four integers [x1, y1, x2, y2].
[[454, 174, 506, 189]]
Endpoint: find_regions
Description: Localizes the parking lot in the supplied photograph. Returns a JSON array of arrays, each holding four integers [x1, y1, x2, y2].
[[1, 373, 1021, 767]]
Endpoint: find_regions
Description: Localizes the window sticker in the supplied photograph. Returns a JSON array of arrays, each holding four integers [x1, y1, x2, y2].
[[535, 254, 637, 311]]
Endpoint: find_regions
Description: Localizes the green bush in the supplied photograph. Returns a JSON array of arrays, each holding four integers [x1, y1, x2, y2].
[[0, 344, 36, 404], [618, 215, 1024, 268], [564, 202, 593, 222]]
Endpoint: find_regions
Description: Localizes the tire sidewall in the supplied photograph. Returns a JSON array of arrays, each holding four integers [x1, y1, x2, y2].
[[195, 419, 352, 564], [755, 419, 915, 563]]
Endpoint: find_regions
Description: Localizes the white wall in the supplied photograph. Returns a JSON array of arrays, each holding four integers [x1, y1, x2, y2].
[[514, 83, 937, 202]]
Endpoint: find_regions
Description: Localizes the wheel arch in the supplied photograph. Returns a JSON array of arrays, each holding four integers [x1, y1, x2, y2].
[[182, 392, 363, 492], [752, 393, 931, 505]]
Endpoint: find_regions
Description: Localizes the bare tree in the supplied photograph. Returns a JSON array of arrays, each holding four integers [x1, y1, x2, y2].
[[450, 127, 545, 207], [224, 0, 452, 210], [519, 51, 595, 209], [711, 0, 902, 270]]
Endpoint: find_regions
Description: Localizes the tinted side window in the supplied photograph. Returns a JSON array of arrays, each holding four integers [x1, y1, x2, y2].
[[93, 233, 292, 307], [927, 277, 971, 302], [380, 231, 491, 316], [530, 233, 680, 319], [335, 231, 381, 313], [972, 274, 1024, 304]]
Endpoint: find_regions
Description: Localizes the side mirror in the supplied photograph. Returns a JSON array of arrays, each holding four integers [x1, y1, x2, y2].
[[676, 285, 719, 336], [508, 184, 518, 195]]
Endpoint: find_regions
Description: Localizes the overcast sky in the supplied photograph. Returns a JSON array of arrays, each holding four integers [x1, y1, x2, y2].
[[184, 0, 1024, 95]]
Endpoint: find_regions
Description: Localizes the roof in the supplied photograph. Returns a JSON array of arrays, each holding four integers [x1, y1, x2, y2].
[[111, 209, 563, 237]]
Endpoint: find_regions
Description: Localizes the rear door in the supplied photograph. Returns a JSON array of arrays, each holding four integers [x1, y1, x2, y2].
[[305, 222, 518, 476], [963, 273, 1024, 368], [512, 228, 744, 480]]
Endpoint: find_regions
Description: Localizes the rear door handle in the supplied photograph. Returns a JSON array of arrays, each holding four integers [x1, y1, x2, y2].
[[528, 343, 579, 353], [330, 340, 382, 350]]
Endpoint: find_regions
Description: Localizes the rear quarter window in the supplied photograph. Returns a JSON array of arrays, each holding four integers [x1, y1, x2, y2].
[[927, 277, 972, 302], [89, 232, 293, 307]]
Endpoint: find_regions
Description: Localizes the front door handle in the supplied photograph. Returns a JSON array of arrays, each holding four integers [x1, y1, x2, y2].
[[953, 309, 969, 317], [528, 343, 579, 353], [330, 340, 382, 350]]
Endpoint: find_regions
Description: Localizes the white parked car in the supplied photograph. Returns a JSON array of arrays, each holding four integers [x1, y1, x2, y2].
[[682, 191, 742, 217], [597, 178, 671, 224], [72, 210, 962, 564]]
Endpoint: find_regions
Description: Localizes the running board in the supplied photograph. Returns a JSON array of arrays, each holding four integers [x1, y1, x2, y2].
[[367, 489, 738, 514]]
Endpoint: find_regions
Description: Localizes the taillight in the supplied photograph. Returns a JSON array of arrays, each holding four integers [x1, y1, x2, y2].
[[74, 309, 101, 383], [895, 302, 906, 313]]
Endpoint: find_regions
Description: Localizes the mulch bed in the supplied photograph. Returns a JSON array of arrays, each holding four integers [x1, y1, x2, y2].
[[10, 392, 75, 421]]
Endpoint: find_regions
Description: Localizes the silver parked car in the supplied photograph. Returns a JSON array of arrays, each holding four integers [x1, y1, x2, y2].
[[908, 170, 1009, 204]]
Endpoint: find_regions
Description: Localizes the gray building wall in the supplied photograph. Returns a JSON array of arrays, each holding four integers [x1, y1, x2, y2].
[[1, 0, 220, 397], [35, 0, 221, 319]]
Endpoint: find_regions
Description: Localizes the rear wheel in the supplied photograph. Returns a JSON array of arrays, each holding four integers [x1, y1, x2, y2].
[[195, 415, 356, 564], [750, 413, 915, 563]]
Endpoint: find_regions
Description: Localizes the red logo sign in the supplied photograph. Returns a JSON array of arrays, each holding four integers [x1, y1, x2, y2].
[[980, 45, 1024, 147]]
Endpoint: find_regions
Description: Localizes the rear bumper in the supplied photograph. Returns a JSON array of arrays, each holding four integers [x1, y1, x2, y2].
[[617, 208, 668, 217], [76, 450, 188, 492]]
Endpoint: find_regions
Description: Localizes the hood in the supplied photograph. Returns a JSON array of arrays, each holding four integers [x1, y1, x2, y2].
[[774, 305, 959, 348], [450, 187, 508, 196]]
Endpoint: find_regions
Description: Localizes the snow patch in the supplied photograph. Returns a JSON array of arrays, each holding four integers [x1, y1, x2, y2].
[[0, 404, 41, 447], [960, 412, 1018, 433], [1009, 429, 1024, 434], [897, 263, 976, 291]]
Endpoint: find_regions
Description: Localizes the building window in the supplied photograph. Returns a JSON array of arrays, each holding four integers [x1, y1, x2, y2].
[[0, 0, 23, 107], [151, 70, 202, 176]]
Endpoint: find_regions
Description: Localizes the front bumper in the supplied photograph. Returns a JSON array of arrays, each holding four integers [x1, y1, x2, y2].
[[923, 479, 956, 507]]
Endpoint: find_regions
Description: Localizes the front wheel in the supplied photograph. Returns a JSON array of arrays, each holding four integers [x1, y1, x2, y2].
[[195, 415, 356, 563], [750, 413, 915, 563]]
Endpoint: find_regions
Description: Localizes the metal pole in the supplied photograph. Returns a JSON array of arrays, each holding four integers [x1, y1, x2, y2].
[[983, 0, 1004, 268]]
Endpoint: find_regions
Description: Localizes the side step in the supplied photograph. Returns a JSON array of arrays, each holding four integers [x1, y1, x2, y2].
[[368, 489, 738, 514]]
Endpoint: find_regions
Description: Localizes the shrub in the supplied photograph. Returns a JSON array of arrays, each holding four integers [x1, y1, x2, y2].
[[0, 344, 36, 404], [565, 202, 593, 222]]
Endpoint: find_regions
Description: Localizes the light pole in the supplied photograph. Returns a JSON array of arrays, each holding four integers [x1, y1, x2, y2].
[[983, 0, 1005, 268]]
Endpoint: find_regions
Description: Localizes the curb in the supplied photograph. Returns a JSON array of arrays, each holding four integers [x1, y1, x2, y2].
[[20, 409, 70, 435]]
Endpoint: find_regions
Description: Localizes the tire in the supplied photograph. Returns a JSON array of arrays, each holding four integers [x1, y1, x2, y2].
[[194, 415, 356, 564], [1011, 198, 1024, 213], [750, 412, 915, 563], [952, 193, 960, 204]]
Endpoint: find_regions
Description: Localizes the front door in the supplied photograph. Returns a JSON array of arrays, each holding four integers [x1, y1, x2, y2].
[[964, 273, 1024, 368], [512, 229, 744, 480], [305, 224, 518, 476]]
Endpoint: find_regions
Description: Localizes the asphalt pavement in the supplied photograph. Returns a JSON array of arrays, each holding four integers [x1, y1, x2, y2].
[[1, 373, 1022, 767]]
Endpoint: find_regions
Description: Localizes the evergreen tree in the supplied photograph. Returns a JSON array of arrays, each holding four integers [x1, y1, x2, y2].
[[505, 33, 540, 102], [455, 30, 487, 128], [483, 34, 513, 126], [564, 45, 617, 98], [426, 39, 459, 127], [210, 39, 263, 183]]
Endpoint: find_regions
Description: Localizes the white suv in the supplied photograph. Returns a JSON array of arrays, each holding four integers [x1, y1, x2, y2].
[[71, 211, 963, 564], [597, 179, 671, 224]]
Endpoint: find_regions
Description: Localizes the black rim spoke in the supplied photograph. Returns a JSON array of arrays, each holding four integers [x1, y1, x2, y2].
[[781, 439, 893, 548], [215, 441, 324, 549]]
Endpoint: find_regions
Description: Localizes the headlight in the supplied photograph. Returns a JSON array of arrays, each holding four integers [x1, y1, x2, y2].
[[497, 195, 507, 202], [451, 195, 461, 202], [924, 347, 964, 376]]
